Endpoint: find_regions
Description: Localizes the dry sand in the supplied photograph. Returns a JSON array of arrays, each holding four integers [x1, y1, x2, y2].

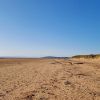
[[0, 58, 100, 100]]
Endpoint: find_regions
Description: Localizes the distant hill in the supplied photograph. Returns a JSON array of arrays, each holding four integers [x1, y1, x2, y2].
[[72, 54, 100, 59], [42, 56, 68, 59]]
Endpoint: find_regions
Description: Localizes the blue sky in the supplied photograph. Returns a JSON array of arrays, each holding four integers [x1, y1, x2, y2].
[[0, 0, 100, 57]]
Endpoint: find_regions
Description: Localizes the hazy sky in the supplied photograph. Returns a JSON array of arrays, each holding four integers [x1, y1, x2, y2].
[[0, 0, 100, 57]]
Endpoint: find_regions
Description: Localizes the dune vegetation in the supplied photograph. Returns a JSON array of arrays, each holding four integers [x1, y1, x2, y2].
[[72, 54, 100, 59]]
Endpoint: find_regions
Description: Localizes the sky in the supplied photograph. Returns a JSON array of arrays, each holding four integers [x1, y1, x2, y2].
[[0, 0, 100, 57]]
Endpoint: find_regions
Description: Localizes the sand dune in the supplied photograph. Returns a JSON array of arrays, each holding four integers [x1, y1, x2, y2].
[[0, 58, 100, 100]]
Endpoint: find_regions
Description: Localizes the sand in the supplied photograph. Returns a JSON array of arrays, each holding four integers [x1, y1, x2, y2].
[[0, 58, 100, 100]]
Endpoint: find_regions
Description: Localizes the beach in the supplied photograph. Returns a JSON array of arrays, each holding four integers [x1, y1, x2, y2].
[[0, 58, 100, 100]]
